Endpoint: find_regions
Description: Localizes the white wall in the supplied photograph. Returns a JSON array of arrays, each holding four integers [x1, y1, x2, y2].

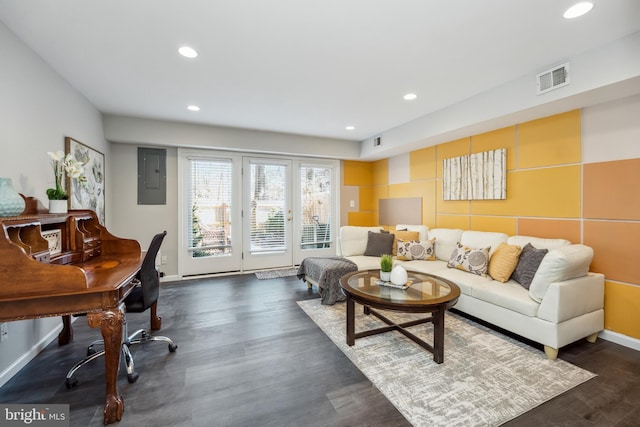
[[0, 22, 110, 386], [582, 94, 640, 164], [109, 143, 179, 278], [104, 114, 361, 160]]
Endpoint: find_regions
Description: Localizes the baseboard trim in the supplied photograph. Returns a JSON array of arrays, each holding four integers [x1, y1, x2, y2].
[[0, 322, 64, 388], [599, 329, 640, 351]]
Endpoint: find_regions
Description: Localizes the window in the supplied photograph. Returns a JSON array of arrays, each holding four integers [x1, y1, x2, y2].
[[299, 165, 332, 249], [188, 158, 233, 258]]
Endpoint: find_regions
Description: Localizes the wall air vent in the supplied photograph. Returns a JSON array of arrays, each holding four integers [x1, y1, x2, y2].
[[536, 62, 570, 95], [373, 136, 382, 147]]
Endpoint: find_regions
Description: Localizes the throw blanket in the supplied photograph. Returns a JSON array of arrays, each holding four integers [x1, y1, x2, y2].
[[297, 257, 358, 305]]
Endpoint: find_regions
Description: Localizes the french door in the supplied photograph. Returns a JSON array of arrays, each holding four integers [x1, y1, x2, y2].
[[242, 157, 292, 270], [179, 152, 242, 276], [178, 149, 338, 277]]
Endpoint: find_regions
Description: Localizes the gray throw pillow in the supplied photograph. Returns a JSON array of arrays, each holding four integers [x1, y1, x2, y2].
[[363, 231, 394, 257], [511, 243, 548, 289]]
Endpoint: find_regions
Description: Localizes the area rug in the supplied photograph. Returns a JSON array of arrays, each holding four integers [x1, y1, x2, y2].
[[254, 267, 299, 279], [297, 299, 596, 427]]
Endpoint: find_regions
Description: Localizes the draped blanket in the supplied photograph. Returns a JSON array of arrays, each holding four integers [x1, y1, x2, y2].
[[297, 257, 358, 305]]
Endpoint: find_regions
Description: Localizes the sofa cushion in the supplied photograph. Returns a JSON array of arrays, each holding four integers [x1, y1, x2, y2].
[[344, 255, 384, 271], [396, 224, 429, 240], [397, 259, 448, 275], [461, 230, 508, 257], [428, 228, 464, 261], [397, 238, 436, 260], [488, 242, 522, 283], [431, 267, 492, 296], [363, 231, 395, 256], [507, 235, 570, 251], [528, 244, 595, 303], [339, 226, 383, 256], [447, 242, 490, 276], [511, 243, 548, 290], [472, 280, 540, 317], [392, 230, 420, 255]]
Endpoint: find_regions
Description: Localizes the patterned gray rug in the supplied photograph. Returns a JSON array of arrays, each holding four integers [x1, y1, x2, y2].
[[254, 267, 299, 279], [297, 299, 596, 427]]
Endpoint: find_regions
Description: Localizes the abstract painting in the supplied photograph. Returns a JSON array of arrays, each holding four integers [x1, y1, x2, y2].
[[65, 137, 105, 223]]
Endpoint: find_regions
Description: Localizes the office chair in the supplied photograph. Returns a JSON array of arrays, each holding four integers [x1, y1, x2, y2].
[[65, 231, 177, 388]]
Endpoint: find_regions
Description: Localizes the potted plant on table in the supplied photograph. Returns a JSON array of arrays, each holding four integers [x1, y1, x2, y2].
[[46, 150, 86, 213], [380, 253, 393, 282]]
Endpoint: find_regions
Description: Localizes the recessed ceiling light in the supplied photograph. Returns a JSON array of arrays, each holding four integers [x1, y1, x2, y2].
[[563, 2, 594, 19], [403, 93, 417, 101], [187, 105, 200, 111], [178, 46, 198, 58], [345, 125, 356, 131]]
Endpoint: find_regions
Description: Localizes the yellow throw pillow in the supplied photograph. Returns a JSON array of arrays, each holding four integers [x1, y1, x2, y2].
[[488, 242, 523, 283], [392, 230, 420, 255]]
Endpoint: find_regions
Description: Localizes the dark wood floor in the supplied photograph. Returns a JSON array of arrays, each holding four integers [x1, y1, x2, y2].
[[0, 274, 638, 426]]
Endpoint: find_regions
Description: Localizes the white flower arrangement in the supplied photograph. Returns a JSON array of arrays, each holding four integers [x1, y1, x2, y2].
[[46, 150, 86, 200]]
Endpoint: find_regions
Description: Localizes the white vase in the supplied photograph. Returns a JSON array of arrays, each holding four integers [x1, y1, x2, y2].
[[49, 199, 68, 214], [390, 265, 408, 286], [380, 271, 391, 282]]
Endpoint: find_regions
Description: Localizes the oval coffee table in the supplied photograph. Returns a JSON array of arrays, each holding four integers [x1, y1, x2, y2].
[[340, 269, 460, 364]]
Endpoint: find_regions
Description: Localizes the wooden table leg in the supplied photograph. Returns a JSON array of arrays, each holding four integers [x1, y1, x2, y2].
[[346, 295, 355, 346], [58, 315, 74, 346], [432, 308, 445, 364], [150, 300, 162, 331], [88, 304, 125, 424]]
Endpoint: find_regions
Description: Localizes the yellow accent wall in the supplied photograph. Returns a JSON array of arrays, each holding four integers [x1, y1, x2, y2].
[[343, 160, 372, 186], [341, 108, 640, 341], [471, 127, 517, 171], [410, 146, 437, 181], [436, 138, 470, 178], [517, 110, 581, 168], [604, 281, 640, 338]]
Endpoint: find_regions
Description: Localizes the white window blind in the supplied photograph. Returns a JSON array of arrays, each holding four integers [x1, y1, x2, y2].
[[300, 165, 332, 249], [249, 162, 286, 253], [188, 158, 233, 258]]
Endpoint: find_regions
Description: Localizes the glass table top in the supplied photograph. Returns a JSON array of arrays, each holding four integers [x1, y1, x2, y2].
[[341, 270, 458, 305]]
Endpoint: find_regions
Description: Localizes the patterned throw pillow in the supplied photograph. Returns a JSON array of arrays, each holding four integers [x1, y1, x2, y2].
[[392, 230, 420, 255], [397, 238, 436, 260], [447, 242, 490, 276], [511, 243, 548, 289], [487, 242, 522, 282]]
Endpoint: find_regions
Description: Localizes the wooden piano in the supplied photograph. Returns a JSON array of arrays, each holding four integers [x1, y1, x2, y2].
[[0, 197, 142, 424]]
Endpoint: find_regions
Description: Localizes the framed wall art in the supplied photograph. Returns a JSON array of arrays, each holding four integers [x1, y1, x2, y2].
[[442, 148, 506, 201], [65, 137, 105, 223]]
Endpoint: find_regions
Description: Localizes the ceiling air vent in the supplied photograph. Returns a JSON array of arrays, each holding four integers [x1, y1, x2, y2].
[[536, 62, 570, 95]]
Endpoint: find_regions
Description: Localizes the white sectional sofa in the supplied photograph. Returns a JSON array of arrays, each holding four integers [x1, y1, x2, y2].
[[336, 225, 605, 359]]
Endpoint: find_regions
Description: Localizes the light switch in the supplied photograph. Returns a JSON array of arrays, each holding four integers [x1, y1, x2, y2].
[[349, 200, 355, 208]]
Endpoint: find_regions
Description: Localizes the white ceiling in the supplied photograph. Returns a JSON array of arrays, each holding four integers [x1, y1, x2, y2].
[[1, 0, 639, 142]]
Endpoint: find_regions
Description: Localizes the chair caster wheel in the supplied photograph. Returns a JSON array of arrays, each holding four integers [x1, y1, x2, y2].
[[87, 347, 96, 356], [127, 372, 139, 384], [65, 377, 78, 389], [168, 343, 178, 353]]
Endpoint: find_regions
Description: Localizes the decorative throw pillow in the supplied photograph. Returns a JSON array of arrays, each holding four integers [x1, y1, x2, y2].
[[397, 238, 436, 260], [392, 230, 420, 255], [447, 242, 490, 276], [487, 242, 522, 282], [363, 231, 395, 257], [511, 243, 548, 289]]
